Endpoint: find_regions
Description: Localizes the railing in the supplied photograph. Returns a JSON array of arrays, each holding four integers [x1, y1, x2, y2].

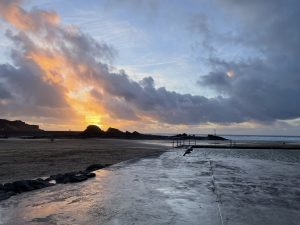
[[172, 136, 198, 148]]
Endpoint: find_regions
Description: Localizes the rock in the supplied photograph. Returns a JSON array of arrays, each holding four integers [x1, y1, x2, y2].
[[105, 127, 125, 137], [0, 190, 14, 201], [183, 147, 193, 156], [86, 172, 96, 178], [0, 171, 95, 202], [0, 119, 41, 132], [13, 180, 35, 193], [81, 125, 103, 137], [49, 171, 96, 184], [132, 131, 141, 136], [48, 173, 69, 184], [3, 183, 14, 192], [86, 164, 111, 172], [13, 180, 36, 192], [3, 179, 51, 193], [68, 175, 88, 183], [175, 133, 188, 138], [207, 134, 227, 140], [30, 179, 52, 189], [124, 131, 144, 139]]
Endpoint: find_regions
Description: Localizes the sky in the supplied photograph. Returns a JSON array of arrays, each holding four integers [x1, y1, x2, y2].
[[0, 0, 300, 135]]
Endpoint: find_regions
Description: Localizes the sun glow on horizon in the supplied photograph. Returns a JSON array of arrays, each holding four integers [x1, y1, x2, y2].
[[85, 115, 102, 127]]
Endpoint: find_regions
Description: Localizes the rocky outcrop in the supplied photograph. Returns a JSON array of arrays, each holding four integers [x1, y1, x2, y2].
[[2, 179, 52, 193], [0, 163, 113, 202], [0, 178, 53, 201], [172, 134, 228, 141], [81, 125, 166, 139], [207, 134, 227, 140], [183, 147, 193, 156], [81, 125, 104, 137], [106, 127, 124, 137], [0, 119, 41, 132], [46, 171, 96, 184]]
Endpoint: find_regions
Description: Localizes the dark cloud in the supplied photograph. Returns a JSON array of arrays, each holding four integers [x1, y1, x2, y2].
[[93, 67, 245, 124], [195, 0, 300, 123], [198, 71, 231, 92], [0, 82, 11, 100], [0, 63, 67, 107], [219, 0, 300, 56], [199, 58, 300, 122]]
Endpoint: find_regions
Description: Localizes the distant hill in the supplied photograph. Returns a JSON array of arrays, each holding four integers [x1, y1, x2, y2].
[[0, 119, 228, 141], [0, 119, 42, 132], [81, 125, 162, 139], [81, 125, 104, 137], [81, 125, 227, 141]]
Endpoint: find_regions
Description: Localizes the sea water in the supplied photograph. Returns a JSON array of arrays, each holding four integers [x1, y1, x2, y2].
[[222, 135, 300, 142]]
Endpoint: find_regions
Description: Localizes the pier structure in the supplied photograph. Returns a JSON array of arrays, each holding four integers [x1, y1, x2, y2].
[[172, 135, 300, 150]]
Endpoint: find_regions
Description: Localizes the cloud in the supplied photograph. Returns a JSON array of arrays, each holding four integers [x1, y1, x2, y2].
[[0, 0, 299, 130], [199, 58, 300, 122], [188, 13, 216, 56], [0, 0, 59, 31], [219, 0, 300, 55], [195, 0, 300, 123], [0, 82, 11, 100], [0, 63, 67, 106]]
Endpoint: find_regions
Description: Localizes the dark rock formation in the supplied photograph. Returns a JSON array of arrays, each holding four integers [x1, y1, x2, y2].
[[207, 134, 227, 140], [132, 131, 141, 136], [46, 171, 96, 184], [81, 125, 104, 137], [0, 169, 98, 202], [124, 131, 143, 139], [183, 147, 193, 156], [106, 127, 124, 137], [0, 119, 41, 132], [80, 124, 168, 140], [0, 179, 53, 200], [0, 190, 15, 201], [175, 133, 188, 138], [3, 179, 52, 193], [172, 134, 228, 141]]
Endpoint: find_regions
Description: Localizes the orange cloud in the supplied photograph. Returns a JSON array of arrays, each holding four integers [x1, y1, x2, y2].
[[0, 1, 59, 32], [0, 1, 110, 129], [27, 50, 108, 129]]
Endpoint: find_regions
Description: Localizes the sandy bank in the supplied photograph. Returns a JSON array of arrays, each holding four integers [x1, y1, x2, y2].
[[0, 139, 170, 183]]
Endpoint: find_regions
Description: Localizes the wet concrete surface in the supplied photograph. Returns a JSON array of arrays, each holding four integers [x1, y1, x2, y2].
[[0, 148, 300, 225]]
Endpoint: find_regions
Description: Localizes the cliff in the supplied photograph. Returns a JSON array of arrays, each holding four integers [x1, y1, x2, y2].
[[0, 119, 41, 132]]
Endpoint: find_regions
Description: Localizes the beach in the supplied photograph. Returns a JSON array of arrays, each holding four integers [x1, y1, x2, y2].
[[1, 146, 300, 225], [0, 139, 170, 183]]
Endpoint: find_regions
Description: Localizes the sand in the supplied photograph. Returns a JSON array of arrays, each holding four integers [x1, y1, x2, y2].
[[0, 138, 170, 183]]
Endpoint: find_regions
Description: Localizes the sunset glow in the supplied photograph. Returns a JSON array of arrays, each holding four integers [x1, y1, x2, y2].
[[85, 115, 102, 127]]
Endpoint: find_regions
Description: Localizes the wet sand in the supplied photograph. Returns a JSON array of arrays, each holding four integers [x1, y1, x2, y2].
[[0, 139, 170, 183]]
